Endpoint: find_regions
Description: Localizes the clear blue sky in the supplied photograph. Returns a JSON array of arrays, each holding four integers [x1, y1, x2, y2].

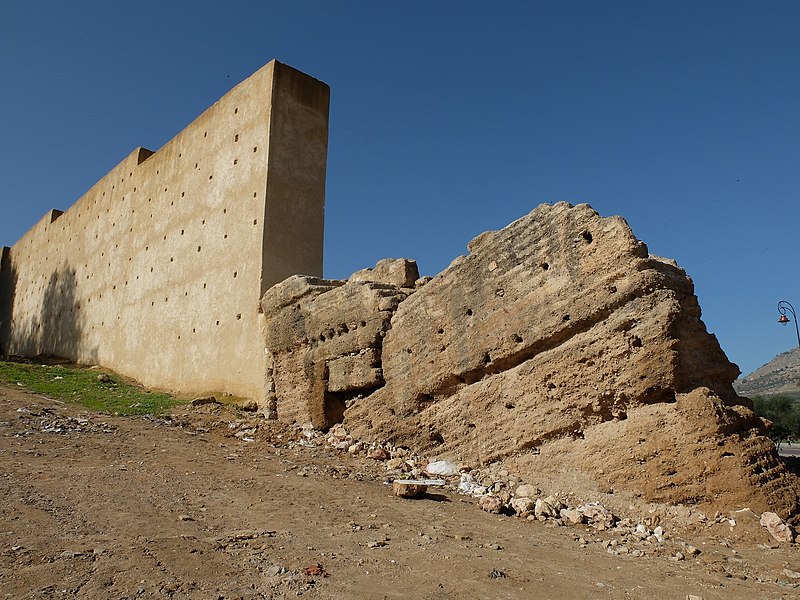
[[2, 1, 799, 376]]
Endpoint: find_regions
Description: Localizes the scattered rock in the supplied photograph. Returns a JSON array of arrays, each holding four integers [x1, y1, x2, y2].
[[510, 496, 536, 518], [759, 511, 794, 543], [479, 494, 504, 514], [367, 447, 390, 461], [191, 396, 218, 407], [783, 568, 800, 580], [514, 484, 540, 498], [391, 481, 427, 498], [301, 563, 328, 578], [237, 399, 259, 412]]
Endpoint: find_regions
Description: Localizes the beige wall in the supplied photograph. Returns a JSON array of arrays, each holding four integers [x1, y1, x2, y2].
[[0, 61, 329, 401]]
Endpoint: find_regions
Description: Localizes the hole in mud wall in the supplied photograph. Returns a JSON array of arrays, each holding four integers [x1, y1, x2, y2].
[[562, 315, 570, 321], [465, 308, 473, 316], [429, 431, 445, 445], [581, 231, 593, 243]]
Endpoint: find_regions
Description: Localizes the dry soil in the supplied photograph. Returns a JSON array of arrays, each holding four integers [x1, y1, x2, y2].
[[1, 383, 798, 599]]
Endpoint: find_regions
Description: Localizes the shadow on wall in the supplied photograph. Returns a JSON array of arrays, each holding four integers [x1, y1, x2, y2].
[[8, 263, 96, 363], [0, 248, 17, 355]]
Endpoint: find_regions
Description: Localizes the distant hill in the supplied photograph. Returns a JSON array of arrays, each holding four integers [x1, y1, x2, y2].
[[734, 346, 800, 399]]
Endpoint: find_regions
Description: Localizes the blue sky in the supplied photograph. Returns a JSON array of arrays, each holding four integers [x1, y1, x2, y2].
[[2, 1, 799, 376]]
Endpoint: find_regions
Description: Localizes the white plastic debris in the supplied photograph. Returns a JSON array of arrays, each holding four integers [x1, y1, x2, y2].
[[425, 460, 459, 476]]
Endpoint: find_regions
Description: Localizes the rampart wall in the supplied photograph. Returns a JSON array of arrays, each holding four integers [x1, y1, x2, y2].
[[0, 60, 329, 401]]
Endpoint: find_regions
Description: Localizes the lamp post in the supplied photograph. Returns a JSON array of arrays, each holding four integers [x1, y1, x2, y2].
[[777, 300, 800, 349]]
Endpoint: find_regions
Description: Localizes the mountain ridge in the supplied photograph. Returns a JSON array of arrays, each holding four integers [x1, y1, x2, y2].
[[734, 346, 800, 398]]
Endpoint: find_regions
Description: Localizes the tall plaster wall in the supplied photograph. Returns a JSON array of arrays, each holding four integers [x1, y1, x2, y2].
[[0, 61, 329, 401]]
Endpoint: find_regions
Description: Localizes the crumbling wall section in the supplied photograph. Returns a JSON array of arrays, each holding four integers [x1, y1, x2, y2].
[[0, 61, 329, 401], [262, 203, 799, 517], [261, 259, 418, 428]]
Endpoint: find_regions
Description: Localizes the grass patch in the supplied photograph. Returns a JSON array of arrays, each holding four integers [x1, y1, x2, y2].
[[0, 359, 184, 416]]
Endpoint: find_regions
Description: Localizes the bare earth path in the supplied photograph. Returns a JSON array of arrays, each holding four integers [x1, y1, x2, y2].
[[1, 383, 797, 599]]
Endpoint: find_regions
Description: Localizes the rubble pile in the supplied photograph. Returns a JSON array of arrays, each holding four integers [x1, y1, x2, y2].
[[292, 420, 797, 557]]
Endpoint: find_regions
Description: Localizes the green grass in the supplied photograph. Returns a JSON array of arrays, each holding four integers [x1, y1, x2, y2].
[[0, 359, 184, 416]]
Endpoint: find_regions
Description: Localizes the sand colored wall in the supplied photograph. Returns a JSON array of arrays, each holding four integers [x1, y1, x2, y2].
[[0, 61, 329, 401]]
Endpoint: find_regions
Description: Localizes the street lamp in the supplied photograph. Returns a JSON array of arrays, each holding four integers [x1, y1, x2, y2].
[[777, 300, 800, 349]]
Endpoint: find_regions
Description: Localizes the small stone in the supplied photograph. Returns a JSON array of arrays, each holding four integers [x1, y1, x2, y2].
[[479, 494, 504, 514], [367, 540, 387, 548], [386, 457, 405, 471], [178, 514, 195, 522], [515, 484, 540, 498], [510, 496, 536, 517], [97, 373, 112, 383], [684, 544, 700, 556], [392, 481, 427, 498], [560, 508, 585, 524], [302, 563, 328, 577], [686, 595, 704, 600], [367, 447, 390, 461], [782, 568, 800, 579], [759, 511, 794, 543], [191, 396, 218, 407], [266, 565, 283, 577], [238, 399, 259, 411]]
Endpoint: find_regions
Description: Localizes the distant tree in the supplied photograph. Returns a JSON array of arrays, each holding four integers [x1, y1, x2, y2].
[[753, 395, 800, 449]]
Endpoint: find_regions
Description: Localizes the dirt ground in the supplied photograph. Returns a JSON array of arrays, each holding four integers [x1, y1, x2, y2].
[[1, 383, 798, 600]]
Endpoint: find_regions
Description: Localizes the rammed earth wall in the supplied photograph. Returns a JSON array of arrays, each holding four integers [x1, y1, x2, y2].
[[0, 61, 329, 401]]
